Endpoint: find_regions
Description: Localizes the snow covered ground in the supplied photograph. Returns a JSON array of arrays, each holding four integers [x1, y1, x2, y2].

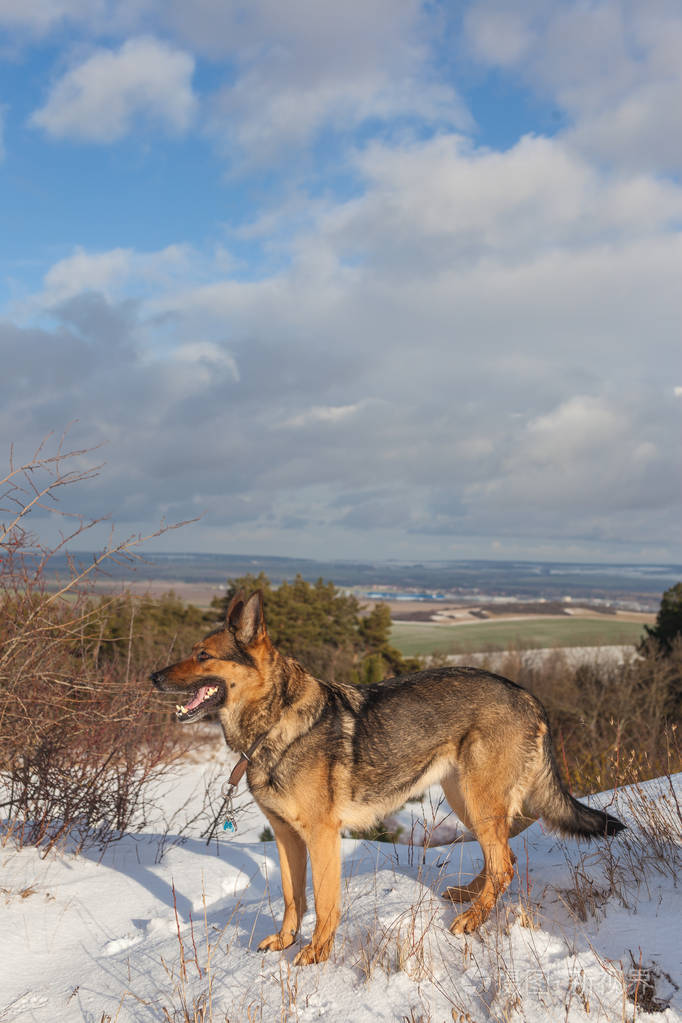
[[443, 645, 637, 670], [2, 734, 680, 1022]]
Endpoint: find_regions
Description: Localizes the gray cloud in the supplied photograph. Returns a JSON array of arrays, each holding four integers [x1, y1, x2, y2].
[[3, 104, 682, 561], [3, 238, 679, 562]]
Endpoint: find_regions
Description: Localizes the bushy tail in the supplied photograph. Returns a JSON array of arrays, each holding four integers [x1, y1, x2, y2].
[[529, 730, 625, 839]]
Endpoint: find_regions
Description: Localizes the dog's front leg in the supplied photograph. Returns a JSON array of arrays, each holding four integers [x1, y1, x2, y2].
[[293, 823, 340, 966], [258, 816, 308, 952]]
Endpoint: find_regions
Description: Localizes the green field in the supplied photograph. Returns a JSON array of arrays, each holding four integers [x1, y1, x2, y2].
[[391, 617, 648, 656]]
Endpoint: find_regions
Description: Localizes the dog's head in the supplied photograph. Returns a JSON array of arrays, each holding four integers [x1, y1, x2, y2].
[[150, 590, 270, 723]]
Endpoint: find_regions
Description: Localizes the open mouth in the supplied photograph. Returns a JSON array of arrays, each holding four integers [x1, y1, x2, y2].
[[175, 682, 225, 722]]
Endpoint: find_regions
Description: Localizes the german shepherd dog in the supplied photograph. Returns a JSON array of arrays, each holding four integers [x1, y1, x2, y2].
[[151, 591, 624, 966]]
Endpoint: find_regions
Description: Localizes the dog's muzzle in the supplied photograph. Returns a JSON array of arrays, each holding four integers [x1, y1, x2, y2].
[[150, 670, 167, 690]]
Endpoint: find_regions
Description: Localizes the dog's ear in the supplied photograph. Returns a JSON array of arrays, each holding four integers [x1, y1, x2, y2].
[[224, 590, 246, 630], [230, 590, 267, 646]]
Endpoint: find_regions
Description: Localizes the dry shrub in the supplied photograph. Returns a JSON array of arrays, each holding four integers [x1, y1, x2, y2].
[[0, 433, 190, 853], [490, 645, 682, 793], [611, 758, 682, 887]]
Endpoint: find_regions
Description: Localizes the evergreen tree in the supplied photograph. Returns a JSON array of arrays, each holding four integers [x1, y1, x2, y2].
[[211, 574, 421, 682], [641, 582, 682, 656]]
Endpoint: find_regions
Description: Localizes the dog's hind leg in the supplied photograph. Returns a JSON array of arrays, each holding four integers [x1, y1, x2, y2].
[[441, 770, 489, 904], [447, 757, 516, 933], [258, 816, 308, 953], [441, 769, 473, 832], [441, 775, 535, 905], [293, 822, 341, 966], [450, 805, 515, 933]]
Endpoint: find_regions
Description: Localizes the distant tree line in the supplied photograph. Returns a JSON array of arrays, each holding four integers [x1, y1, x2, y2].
[[86, 576, 682, 687]]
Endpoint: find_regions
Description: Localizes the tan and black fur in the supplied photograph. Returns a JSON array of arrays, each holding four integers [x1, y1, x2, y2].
[[151, 591, 624, 966]]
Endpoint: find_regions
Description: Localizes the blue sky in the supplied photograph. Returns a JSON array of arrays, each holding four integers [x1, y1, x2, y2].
[[1, 0, 681, 563]]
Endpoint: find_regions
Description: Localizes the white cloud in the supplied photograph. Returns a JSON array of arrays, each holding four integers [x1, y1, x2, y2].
[[134, 340, 241, 403], [522, 396, 626, 464], [317, 133, 682, 273], [42, 247, 133, 305], [283, 403, 367, 429], [148, 135, 682, 405], [211, 67, 467, 167], [567, 78, 682, 173], [36, 243, 195, 307], [463, 0, 682, 173], [172, 341, 240, 383], [30, 36, 196, 142], [457, 390, 675, 542], [464, 4, 538, 67]]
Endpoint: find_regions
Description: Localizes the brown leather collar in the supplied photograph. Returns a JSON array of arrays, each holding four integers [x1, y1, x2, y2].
[[227, 732, 268, 787]]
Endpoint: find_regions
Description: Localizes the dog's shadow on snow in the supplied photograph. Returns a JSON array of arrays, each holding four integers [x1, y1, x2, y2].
[[80, 832, 274, 924], [78, 825, 486, 944]]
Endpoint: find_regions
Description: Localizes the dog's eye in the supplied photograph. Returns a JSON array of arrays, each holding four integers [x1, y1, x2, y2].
[[196, 651, 212, 662]]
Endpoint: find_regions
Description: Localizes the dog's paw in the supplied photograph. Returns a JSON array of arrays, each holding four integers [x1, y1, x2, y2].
[[293, 941, 331, 966], [257, 931, 296, 952], [450, 906, 487, 935]]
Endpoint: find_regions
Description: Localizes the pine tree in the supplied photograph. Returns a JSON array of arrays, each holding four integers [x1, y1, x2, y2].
[[641, 582, 682, 655]]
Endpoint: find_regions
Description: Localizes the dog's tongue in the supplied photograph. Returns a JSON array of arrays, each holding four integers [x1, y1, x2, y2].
[[184, 686, 212, 712]]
